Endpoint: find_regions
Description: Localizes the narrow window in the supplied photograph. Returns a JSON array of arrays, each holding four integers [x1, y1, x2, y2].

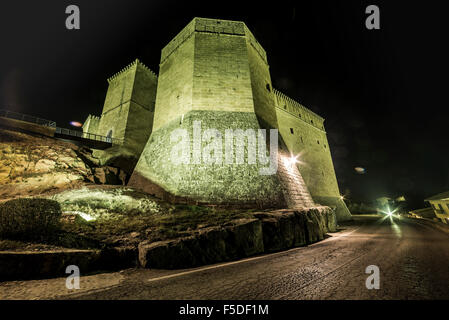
[[317, 140, 320, 144], [311, 119, 314, 125], [290, 128, 294, 134], [266, 84, 271, 92]]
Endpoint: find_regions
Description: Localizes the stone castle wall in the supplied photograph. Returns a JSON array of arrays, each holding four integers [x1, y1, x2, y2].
[[273, 89, 351, 220], [89, 17, 351, 220], [82, 114, 100, 135], [90, 59, 158, 173]]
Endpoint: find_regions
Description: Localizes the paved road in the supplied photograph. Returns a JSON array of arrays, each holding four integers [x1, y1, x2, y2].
[[3, 214, 449, 299]]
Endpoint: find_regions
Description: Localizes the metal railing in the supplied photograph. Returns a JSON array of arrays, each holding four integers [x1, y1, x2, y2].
[[55, 127, 123, 145], [0, 109, 57, 127], [0, 108, 123, 145]]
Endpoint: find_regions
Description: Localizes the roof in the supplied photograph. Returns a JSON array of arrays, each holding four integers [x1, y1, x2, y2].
[[425, 191, 449, 202]]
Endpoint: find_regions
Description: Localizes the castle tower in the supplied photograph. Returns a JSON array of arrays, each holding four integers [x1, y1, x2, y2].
[[128, 17, 316, 209], [273, 90, 352, 221], [86, 59, 158, 174]]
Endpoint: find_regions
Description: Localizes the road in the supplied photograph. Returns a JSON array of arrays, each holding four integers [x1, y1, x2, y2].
[[2, 214, 449, 299]]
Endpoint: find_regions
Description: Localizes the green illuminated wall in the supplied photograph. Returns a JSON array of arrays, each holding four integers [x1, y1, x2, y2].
[[273, 89, 351, 220], [129, 18, 315, 209], [86, 59, 157, 173], [85, 17, 351, 220]]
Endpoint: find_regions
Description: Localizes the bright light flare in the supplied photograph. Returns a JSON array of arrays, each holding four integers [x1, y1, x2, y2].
[[287, 154, 299, 166], [70, 121, 83, 127], [379, 205, 398, 217], [283, 154, 302, 172], [65, 210, 96, 221], [354, 167, 366, 174]]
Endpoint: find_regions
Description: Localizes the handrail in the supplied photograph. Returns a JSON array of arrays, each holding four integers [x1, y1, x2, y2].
[[0, 108, 123, 145], [0, 109, 56, 127], [55, 127, 123, 145]]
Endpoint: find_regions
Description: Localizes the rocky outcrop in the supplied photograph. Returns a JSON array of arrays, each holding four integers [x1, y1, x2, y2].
[[139, 218, 264, 269], [0, 128, 128, 200], [254, 207, 336, 253], [0, 207, 337, 279], [139, 208, 337, 269]]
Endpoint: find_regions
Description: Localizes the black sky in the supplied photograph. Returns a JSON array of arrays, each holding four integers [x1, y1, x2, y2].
[[0, 0, 448, 208]]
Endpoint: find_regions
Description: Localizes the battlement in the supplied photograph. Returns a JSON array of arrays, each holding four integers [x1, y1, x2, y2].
[[273, 88, 325, 130], [82, 114, 101, 135], [107, 59, 157, 83], [243, 25, 268, 64], [86, 114, 100, 121], [160, 17, 267, 64]]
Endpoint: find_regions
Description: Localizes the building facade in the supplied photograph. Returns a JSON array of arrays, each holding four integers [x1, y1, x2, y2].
[[425, 191, 449, 223]]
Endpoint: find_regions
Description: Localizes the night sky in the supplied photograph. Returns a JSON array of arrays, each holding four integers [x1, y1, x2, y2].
[[1, 1, 447, 208]]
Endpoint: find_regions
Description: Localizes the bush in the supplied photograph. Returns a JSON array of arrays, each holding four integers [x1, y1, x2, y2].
[[0, 198, 62, 241]]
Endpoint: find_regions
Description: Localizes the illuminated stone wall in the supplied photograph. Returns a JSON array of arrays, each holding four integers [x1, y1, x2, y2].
[[87, 17, 351, 220], [273, 89, 351, 220], [130, 18, 316, 209], [129, 110, 287, 207], [91, 59, 157, 173], [82, 114, 100, 135]]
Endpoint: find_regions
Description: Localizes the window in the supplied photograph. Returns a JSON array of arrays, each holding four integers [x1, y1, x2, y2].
[[298, 113, 302, 118], [284, 105, 287, 110], [266, 84, 271, 92], [290, 128, 294, 134], [311, 119, 314, 125], [317, 140, 320, 144], [324, 144, 327, 148]]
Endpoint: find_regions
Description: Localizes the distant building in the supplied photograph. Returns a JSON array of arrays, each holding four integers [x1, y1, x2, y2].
[[425, 191, 449, 224], [408, 207, 436, 220]]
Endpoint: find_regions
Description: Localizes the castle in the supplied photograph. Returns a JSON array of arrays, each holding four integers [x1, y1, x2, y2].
[[83, 17, 352, 221]]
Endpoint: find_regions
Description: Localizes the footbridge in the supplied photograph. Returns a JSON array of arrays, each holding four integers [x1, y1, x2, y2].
[[0, 109, 121, 149]]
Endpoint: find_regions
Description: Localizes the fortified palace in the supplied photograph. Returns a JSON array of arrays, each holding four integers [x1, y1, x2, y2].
[[83, 17, 352, 221]]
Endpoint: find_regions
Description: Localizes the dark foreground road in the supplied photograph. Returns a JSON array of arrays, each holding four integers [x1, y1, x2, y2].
[[2, 214, 449, 299]]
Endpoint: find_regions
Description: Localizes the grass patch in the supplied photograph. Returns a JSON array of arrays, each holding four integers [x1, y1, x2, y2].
[[0, 187, 258, 251]]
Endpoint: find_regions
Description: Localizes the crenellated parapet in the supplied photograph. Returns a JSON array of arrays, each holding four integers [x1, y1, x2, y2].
[[82, 114, 101, 135], [107, 58, 157, 84], [160, 17, 267, 65], [243, 25, 268, 65], [273, 88, 325, 131]]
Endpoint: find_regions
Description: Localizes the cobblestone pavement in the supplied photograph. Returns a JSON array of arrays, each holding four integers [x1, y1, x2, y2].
[[2, 215, 449, 300]]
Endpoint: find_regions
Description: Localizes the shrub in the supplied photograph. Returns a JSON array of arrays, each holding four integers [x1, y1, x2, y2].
[[0, 198, 62, 241]]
